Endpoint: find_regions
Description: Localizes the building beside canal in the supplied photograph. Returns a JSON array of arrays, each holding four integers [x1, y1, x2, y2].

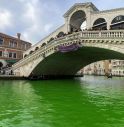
[[0, 33, 31, 68], [82, 60, 111, 76], [82, 60, 124, 77], [112, 60, 124, 76]]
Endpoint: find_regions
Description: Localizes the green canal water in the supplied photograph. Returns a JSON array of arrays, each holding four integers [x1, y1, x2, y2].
[[0, 76, 124, 127]]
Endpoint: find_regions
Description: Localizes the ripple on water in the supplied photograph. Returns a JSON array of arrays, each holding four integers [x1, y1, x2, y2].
[[0, 76, 124, 127]]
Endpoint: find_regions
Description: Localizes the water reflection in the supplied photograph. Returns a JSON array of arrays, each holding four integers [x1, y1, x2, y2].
[[0, 76, 124, 127], [0, 80, 53, 127], [79, 76, 124, 126]]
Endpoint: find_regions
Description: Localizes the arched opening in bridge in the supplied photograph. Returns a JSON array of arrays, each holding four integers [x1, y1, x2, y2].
[[110, 15, 124, 30], [35, 47, 39, 51], [81, 20, 86, 31], [77, 60, 112, 76], [48, 37, 54, 43], [29, 50, 34, 54], [92, 18, 107, 30], [41, 43, 46, 47], [30, 46, 124, 77], [69, 10, 86, 32], [24, 54, 28, 58], [57, 32, 65, 38]]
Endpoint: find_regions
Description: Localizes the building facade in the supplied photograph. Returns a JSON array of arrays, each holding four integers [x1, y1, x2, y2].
[[82, 60, 111, 76], [111, 60, 124, 76], [0, 33, 31, 68], [82, 60, 124, 77]]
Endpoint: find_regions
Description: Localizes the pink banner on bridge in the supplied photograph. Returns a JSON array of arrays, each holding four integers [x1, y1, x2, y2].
[[58, 44, 79, 53]]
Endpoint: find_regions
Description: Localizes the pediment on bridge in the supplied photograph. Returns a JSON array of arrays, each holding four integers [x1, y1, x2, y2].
[[63, 2, 99, 18]]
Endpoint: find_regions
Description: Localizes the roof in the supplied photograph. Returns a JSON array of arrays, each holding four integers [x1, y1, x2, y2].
[[0, 32, 31, 45], [63, 2, 99, 18], [93, 7, 124, 14]]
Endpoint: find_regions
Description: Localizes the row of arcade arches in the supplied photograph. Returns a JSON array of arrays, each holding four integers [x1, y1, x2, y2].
[[69, 10, 124, 32], [93, 15, 124, 30], [24, 31, 66, 58], [24, 11, 124, 58]]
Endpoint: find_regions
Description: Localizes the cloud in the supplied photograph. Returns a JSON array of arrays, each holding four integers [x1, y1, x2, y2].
[[44, 24, 53, 33], [0, 0, 124, 44], [19, 0, 43, 42], [0, 9, 12, 30], [22, 24, 39, 43], [20, 0, 64, 43]]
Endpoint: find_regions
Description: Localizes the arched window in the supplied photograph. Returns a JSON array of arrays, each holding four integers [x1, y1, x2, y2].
[[57, 32, 65, 38], [110, 15, 124, 30], [92, 18, 107, 30], [35, 47, 39, 50], [24, 54, 27, 58], [29, 50, 34, 54], [0, 37, 3, 45], [41, 43, 46, 47], [70, 10, 86, 32], [48, 37, 54, 43]]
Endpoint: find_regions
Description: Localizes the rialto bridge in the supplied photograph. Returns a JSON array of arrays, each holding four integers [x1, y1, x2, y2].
[[12, 2, 124, 77]]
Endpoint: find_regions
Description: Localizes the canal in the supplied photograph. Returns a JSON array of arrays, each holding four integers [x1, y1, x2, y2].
[[0, 76, 124, 127]]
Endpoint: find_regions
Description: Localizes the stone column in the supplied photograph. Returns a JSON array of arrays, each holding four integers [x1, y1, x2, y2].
[[107, 20, 111, 30], [65, 16, 70, 33], [86, 11, 92, 30]]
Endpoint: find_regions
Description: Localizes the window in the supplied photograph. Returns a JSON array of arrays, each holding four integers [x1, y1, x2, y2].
[[24, 44, 27, 49], [9, 52, 17, 58], [13, 53, 17, 58], [14, 42, 17, 47], [9, 40, 17, 48], [0, 37, 4, 45], [9, 52, 12, 58], [0, 51, 2, 57], [22, 43, 26, 49], [9, 41, 13, 47]]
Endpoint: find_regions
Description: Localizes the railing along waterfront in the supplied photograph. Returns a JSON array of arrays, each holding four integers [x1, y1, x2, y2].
[[13, 30, 124, 69]]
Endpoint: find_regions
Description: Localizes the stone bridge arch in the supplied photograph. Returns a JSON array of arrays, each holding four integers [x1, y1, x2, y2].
[[30, 45, 124, 77], [69, 10, 86, 32], [110, 15, 124, 30], [91, 12, 124, 30], [14, 41, 124, 77], [92, 18, 107, 30], [91, 16, 110, 30]]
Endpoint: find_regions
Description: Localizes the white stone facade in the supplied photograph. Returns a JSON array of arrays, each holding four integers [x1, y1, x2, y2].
[[83, 60, 124, 77], [24, 2, 124, 56], [12, 2, 124, 77], [111, 60, 124, 76], [83, 60, 110, 76]]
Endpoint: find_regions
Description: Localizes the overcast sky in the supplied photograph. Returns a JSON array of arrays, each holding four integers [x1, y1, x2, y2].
[[0, 0, 124, 44]]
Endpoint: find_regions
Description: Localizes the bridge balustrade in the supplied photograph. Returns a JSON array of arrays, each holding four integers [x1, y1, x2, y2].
[[79, 30, 124, 39], [13, 30, 124, 69]]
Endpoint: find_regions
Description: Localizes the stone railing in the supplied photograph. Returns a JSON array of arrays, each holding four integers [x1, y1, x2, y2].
[[80, 30, 124, 39], [13, 30, 124, 69]]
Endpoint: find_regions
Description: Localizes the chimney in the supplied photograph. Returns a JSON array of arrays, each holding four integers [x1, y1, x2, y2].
[[17, 33, 21, 40]]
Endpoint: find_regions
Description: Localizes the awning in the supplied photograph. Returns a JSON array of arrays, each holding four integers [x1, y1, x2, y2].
[[6, 59, 18, 63]]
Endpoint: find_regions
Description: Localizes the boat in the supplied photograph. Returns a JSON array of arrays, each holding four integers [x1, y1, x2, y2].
[[28, 75, 40, 80], [106, 73, 112, 78]]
